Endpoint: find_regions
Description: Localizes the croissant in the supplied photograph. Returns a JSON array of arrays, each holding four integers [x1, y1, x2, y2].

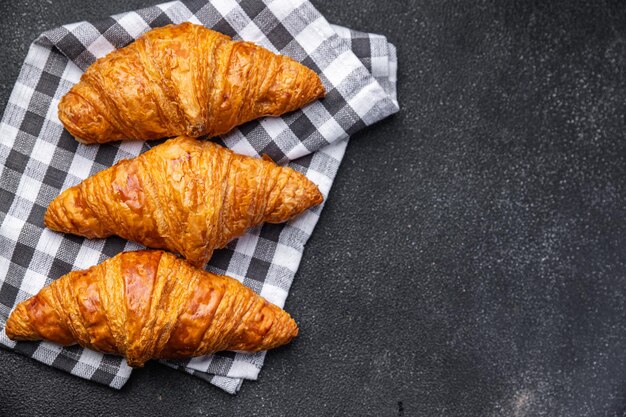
[[44, 136, 323, 267], [5, 250, 298, 367], [57, 22, 325, 144]]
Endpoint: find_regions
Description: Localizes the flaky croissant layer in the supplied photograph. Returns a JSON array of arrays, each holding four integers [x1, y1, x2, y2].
[[5, 250, 298, 367], [44, 136, 323, 267], [58, 22, 325, 143]]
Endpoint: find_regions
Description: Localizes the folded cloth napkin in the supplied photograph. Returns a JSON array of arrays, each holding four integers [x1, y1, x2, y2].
[[0, 0, 398, 394]]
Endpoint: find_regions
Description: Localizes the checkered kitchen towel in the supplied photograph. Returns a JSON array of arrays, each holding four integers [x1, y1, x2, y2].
[[0, 0, 398, 393]]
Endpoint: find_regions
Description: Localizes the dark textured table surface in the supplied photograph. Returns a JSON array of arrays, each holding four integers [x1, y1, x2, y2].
[[1, 1, 625, 416]]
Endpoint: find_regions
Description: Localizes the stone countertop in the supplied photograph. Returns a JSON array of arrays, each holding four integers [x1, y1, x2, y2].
[[0, 1, 625, 415]]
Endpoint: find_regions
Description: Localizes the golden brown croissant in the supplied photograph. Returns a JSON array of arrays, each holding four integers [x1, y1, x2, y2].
[[44, 136, 323, 267], [5, 250, 298, 367], [58, 22, 325, 144]]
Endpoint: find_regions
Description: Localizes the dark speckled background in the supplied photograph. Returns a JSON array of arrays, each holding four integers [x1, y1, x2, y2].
[[1, 1, 625, 416]]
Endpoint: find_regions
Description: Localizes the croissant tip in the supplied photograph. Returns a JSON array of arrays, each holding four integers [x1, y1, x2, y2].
[[316, 82, 326, 99], [43, 199, 63, 233], [58, 89, 126, 144], [274, 314, 299, 347], [314, 187, 324, 205], [57, 95, 83, 141], [4, 317, 17, 340], [5, 303, 32, 341], [43, 206, 54, 226], [307, 182, 324, 207]]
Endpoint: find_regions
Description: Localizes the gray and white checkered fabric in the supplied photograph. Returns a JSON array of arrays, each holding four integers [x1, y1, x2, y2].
[[0, 0, 398, 393]]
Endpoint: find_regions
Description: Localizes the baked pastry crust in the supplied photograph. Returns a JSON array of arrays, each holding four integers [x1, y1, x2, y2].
[[5, 250, 298, 367], [57, 22, 325, 144], [44, 136, 323, 267]]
